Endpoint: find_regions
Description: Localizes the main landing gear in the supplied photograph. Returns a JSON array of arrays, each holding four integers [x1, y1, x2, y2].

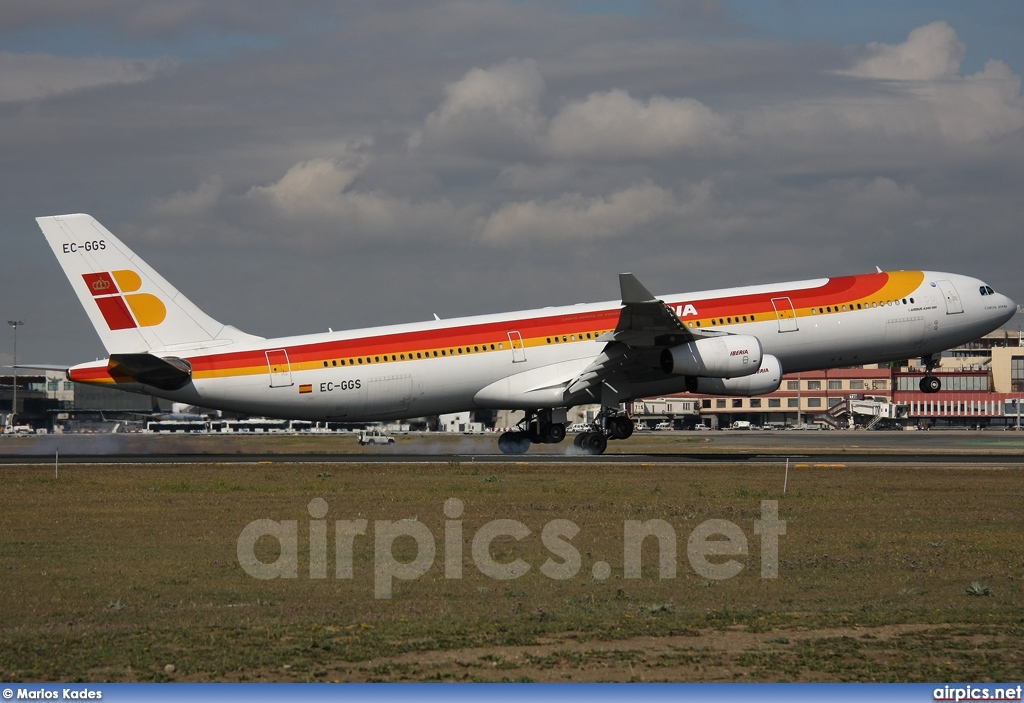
[[497, 407, 635, 456], [920, 355, 942, 394], [497, 408, 565, 455]]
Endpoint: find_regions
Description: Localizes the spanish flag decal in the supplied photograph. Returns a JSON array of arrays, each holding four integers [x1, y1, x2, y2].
[[299, 384, 313, 394]]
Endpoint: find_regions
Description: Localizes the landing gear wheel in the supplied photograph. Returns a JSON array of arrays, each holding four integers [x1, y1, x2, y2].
[[498, 431, 531, 455], [585, 432, 608, 455], [608, 416, 634, 440], [573, 433, 587, 449], [920, 376, 941, 394], [541, 422, 566, 444]]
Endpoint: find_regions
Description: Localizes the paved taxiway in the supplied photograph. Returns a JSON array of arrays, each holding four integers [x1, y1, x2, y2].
[[2, 429, 1022, 465]]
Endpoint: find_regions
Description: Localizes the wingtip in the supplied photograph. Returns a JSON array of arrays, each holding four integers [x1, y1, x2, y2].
[[619, 273, 657, 304]]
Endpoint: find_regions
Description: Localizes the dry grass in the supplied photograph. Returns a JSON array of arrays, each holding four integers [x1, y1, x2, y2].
[[1, 458, 1022, 681]]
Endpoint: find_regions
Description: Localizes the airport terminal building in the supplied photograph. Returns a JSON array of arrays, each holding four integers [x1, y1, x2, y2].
[[633, 329, 1024, 430]]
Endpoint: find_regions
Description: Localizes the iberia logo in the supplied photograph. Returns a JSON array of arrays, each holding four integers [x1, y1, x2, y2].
[[82, 270, 167, 330]]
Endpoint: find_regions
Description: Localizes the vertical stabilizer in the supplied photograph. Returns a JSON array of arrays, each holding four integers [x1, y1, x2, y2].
[[37, 214, 260, 354]]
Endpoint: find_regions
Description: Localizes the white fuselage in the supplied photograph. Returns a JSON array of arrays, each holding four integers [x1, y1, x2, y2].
[[70, 269, 1016, 422]]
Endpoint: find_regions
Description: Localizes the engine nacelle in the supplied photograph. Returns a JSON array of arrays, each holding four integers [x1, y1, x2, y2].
[[687, 354, 783, 397], [660, 334, 763, 378]]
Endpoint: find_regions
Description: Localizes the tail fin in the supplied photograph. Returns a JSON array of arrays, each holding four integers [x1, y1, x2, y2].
[[37, 214, 261, 354]]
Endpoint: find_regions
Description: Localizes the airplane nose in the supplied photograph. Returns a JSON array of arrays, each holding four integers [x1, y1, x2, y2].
[[998, 293, 1018, 325]]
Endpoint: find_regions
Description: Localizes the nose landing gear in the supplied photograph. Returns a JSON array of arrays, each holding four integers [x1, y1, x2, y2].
[[920, 355, 942, 394]]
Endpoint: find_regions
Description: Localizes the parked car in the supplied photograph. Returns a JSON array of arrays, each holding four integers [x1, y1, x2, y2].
[[357, 428, 396, 445]]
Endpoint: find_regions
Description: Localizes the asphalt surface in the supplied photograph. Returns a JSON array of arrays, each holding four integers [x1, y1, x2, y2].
[[2, 430, 1022, 465]]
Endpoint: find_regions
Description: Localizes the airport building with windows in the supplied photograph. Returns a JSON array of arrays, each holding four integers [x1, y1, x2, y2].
[[633, 329, 1024, 430]]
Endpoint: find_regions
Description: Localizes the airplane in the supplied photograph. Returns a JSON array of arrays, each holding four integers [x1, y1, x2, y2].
[[36, 213, 1016, 454]]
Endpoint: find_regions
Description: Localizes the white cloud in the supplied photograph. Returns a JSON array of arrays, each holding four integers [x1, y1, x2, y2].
[[414, 59, 733, 162], [411, 58, 546, 154], [246, 139, 372, 214], [920, 59, 1024, 141], [844, 21, 965, 81], [248, 156, 364, 215], [150, 175, 225, 217], [0, 51, 173, 103], [481, 181, 698, 243], [548, 89, 731, 158], [745, 23, 1024, 146], [245, 141, 473, 243]]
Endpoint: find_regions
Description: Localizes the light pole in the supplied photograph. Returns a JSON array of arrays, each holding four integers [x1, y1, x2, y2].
[[7, 320, 23, 425]]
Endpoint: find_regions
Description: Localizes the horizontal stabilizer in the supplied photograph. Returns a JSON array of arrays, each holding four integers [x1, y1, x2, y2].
[[8, 363, 71, 372], [109, 353, 192, 391]]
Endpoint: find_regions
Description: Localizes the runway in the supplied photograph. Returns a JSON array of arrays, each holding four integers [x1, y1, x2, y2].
[[3, 429, 1023, 465]]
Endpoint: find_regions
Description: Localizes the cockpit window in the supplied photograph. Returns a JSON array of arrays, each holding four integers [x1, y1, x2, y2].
[[980, 285, 995, 296]]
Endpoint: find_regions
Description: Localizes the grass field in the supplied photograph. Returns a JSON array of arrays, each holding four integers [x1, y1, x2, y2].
[[1, 454, 1022, 682]]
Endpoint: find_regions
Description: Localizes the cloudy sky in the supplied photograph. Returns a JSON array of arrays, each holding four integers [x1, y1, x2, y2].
[[2, 1, 1023, 364]]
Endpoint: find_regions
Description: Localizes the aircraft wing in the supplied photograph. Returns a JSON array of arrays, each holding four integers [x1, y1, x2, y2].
[[565, 273, 723, 404]]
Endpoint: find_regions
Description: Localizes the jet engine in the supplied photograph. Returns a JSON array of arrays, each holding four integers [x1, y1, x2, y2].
[[686, 354, 782, 396], [660, 334, 763, 378]]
